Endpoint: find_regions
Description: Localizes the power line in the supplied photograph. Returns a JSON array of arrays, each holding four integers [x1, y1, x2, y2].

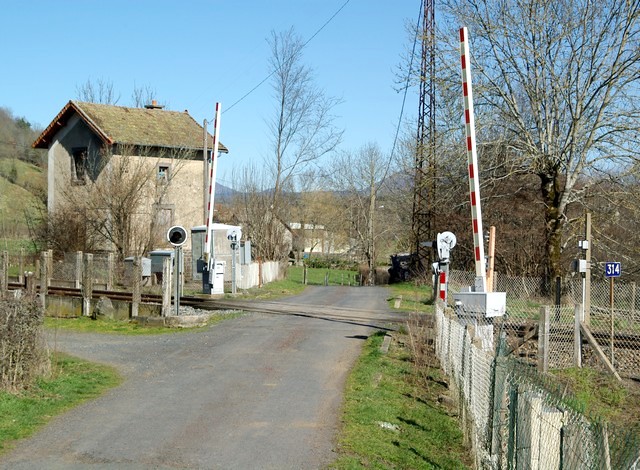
[[380, 0, 424, 184], [222, 0, 351, 116]]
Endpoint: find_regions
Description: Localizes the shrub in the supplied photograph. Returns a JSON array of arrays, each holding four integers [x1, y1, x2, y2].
[[0, 297, 50, 391]]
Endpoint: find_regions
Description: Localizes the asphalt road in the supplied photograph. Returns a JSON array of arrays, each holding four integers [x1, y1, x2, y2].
[[1, 286, 404, 470]]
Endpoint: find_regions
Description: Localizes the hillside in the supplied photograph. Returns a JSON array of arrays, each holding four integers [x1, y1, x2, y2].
[[0, 159, 46, 246]]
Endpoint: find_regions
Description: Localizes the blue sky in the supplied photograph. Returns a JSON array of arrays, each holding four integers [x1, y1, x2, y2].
[[0, 1, 420, 187]]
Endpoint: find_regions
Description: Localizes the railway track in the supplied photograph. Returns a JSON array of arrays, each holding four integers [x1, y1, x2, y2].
[[8, 282, 640, 349]]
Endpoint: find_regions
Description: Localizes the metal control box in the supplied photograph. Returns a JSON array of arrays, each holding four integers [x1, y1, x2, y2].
[[453, 291, 506, 318]]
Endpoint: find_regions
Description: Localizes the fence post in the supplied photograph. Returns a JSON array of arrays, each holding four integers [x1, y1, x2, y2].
[[107, 252, 114, 290], [537, 306, 550, 373], [574, 304, 583, 367], [46, 249, 53, 287], [25, 271, 36, 296], [74, 251, 83, 289], [82, 253, 93, 317], [0, 251, 8, 299], [162, 257, 172, 317], [631, 282, 637, 318], [490, 337, 509, 461], [131, 256, 141, 318], [40, 251, 48, 309], [18, 248, 24, 284]]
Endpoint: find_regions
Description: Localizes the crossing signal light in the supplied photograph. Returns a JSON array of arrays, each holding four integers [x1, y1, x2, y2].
[[167, 226, 187, 247]]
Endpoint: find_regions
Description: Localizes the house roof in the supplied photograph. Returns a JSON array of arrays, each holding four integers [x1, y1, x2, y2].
[[33, 100, 228, 153]]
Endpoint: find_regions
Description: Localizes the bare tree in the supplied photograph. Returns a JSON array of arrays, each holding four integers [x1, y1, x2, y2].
[[75, 78, 121, 105], [437, 0, 640, 280], [230, 166, 291, 261], [330, 143, 390, 285], [131, 83, 160, 108], [233, 28, 343, 261], [267, 28, 343, 215], [55, 145, 189, 259]]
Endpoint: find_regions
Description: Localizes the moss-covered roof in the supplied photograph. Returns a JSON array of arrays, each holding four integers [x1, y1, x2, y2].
[[33, 100, 228, 153]]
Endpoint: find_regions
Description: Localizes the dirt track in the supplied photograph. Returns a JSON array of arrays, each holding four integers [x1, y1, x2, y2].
[[1, 286, 405, 469]]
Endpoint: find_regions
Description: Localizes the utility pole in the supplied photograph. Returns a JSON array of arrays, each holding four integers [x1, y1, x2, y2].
[[411, 0, 436, 276], [585, 212, 592, 325]]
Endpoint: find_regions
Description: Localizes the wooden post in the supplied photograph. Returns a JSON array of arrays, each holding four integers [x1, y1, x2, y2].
[[131, 256, 141, 318], [82, 253, 93, 317], [162, 257, 172, 317], [537, 306, 550, 373], [486, 226, 496, 292], [40, 251, 48, 309], [580, 322, 622, 381]]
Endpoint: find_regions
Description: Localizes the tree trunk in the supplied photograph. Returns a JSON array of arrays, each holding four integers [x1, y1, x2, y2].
[[540, 172, 564, 294]]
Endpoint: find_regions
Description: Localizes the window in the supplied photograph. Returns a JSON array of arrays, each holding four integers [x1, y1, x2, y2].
[[157, 164, 170, 182], [72, 147, 87, 184]]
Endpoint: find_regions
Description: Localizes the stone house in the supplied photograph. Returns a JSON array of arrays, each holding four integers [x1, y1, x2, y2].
[[33, 100, 228, 255]]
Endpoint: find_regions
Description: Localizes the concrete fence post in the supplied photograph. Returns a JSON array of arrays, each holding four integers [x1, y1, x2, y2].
[[0, 251, 8, 299], [25, 271, 36, 296], [162, 257, 172, 317], [39, 251, 49, 309], [74, 251, 83, 289], [18, 248, 24, 284], [574, 304, 583, 367], [46, 249, 53, 286], [107, 252, 114, 290], [82, 253, 93, 317], [537, 306, 550, 373], [131, 256, 141, 318]]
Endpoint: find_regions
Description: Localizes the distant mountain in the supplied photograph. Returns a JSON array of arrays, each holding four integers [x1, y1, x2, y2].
[[214, 182, 238, 202]]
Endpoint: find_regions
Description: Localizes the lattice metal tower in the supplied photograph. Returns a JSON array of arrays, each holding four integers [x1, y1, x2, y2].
[[411, 0, 436, 274]]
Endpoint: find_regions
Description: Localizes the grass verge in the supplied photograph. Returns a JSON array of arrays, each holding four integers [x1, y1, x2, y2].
[[44, 312, 242, 335], [332, 331, 472, 469], [0, 354, 121, 455], [287, 265, 359, 286], [386, 281, 434, 314]]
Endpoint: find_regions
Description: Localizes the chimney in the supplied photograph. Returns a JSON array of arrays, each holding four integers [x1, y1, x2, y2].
[[145, 99, 164, 109]]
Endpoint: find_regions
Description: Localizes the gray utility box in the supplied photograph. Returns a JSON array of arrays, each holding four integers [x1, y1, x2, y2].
[[123, 257, 151, 278], [453, 291, 506, 318], [191, 226, 206, 281], [149, 250, 175, 274], [240, 240, 252, 265]]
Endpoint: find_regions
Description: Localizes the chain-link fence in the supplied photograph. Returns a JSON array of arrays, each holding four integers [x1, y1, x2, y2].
[[434, 304, 640, 469], [448, 271, 640, 379]]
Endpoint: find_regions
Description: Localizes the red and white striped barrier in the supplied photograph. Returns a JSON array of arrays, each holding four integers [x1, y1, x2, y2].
[[204, 103, 222, 272], [459, 27, 487, 292]]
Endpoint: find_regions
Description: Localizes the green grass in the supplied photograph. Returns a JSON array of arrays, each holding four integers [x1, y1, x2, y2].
[[551, 367, 633, 424], [386, 281, 435, 314], [332, 332, 471, 469], [222, 266, 359, 301], [44, 312, 241, 335], [0, 354, 121, 454], [287, 265, 360, 286]]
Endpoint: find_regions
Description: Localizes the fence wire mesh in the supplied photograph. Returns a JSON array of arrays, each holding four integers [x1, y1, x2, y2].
[[434, 304, 640, 469], [448, 270, 640, 380]]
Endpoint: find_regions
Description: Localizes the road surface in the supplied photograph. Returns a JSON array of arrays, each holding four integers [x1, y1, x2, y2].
[[1, 286, 405, 469]]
